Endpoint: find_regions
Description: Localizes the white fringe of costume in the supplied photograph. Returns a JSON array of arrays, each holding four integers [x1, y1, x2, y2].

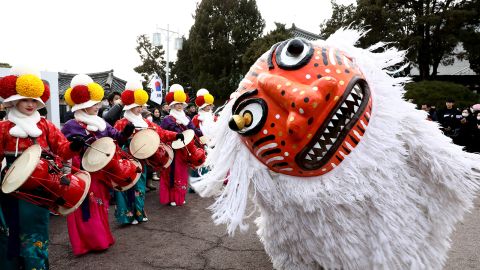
[[169, 109, 190, 126], [193, 29, 480, 270], [197, 110, 215, 138], [7, 107, 42, 138], [124, 110, 148, 129], [74, 110, 106, 132]]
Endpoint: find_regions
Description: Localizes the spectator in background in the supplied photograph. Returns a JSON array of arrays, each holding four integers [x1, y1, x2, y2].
[[160, 103, 170, 122], [100, 91, 121, 118], [453, 108, 476, 152], [152, 107, 162, 126], [437, 98, 461, 138], [185, 103, 197, 119], [421, 104, 437, 121], [141, 108, 152, 122]]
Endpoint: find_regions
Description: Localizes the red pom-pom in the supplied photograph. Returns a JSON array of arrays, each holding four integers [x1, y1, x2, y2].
[[41, 82, 50, 103], [165, 92, 174, 105], [70, 85, 90, 104], [195, 96, 205, 107], [121, 90, 135, 105], [0, 75, 18, 99]]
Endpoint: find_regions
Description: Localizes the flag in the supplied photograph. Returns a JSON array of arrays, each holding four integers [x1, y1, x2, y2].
[[150, 75, 163, 105]]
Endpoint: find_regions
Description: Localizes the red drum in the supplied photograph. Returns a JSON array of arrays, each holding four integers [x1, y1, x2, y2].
[[82, 137, 142, 191], [129, 129, 174, 170], [1, 144, 91, 216], [171, 129, 206, 168]]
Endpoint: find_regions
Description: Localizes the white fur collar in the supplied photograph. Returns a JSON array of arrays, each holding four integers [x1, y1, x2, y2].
[[169, 109, 190, 126], [124, 110, 148, 129], [7, 108, 42, 138], [74, 110, 106, 132], [197, 110, 215, 137]]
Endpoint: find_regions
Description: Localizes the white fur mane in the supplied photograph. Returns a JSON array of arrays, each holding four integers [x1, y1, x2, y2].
[[193, 29, 480, 269]]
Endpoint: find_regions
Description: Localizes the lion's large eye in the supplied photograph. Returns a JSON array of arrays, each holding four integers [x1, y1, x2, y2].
[[275, 38, 314, 70], [232, 98, 268, 136]]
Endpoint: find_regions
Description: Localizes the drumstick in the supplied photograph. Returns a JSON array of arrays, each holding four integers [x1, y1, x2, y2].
[[131, 143, 146, 156], [84, 143, 111, 157], [181, 139, 192, 156]]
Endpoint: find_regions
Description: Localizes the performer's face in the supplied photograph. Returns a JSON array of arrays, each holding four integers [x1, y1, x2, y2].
[[84, 103, 100, 115], [173, 103, 184, 111], [16, 99, 39, 116], [203, 105, 212, 112], [130, 106, 143, 115]]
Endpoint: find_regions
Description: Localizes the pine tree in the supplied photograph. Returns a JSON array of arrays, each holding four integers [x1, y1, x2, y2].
[[174, 0, 265, 101]]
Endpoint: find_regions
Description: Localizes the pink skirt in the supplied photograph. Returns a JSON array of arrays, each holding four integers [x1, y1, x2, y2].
[[67, 173, 114, 256], [159, 154, 189, 206]]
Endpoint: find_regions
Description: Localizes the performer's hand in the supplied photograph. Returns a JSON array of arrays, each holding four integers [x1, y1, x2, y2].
[[68, 135, 86, 152], [176, 133, 184, 142], [122, 122, 135, 138]]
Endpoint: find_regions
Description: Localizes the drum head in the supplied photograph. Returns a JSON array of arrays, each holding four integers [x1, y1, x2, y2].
[[172, 129, 195, 149], [57, 171, 91, 216], [162, 144, 174, 168], [82, 137, 116, 172], [114, 159, 142, 191], [2, 145, 42, 194], [130, 129, 160, 159], [199, 136, 210, 145]]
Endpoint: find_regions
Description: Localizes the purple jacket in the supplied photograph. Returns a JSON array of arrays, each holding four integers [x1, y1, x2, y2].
[[161, 115, 203, 137], [61, 119, 126, 148]]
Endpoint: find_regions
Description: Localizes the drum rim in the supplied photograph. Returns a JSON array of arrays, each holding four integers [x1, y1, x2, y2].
[[172, 129, 195, 149], [82, 137, 116, 172], [57, 171, 91, 216], [113, 159, 142, 191], [129, 129, 160, 159], [1, 144, 42, 194], [162, 144, 174, 168]]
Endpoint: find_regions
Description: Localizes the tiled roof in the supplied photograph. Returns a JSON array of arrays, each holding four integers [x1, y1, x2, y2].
[[290, 24, 321, 41], [58, 70, 127, 97]]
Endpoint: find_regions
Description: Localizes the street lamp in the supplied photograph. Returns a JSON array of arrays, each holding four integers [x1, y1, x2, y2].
[[152, 24, 183, 93]]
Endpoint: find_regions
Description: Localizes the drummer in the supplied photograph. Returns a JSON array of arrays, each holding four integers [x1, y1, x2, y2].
[[113, 81, 182, 224], [160, 84, 203, 206], [0, 67, 84, 270], [61, 74, 135, 256]]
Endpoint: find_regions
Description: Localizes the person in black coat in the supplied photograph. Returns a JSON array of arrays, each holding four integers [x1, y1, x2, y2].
[[453, 108, 476, 152], [437, 98, 461, 138]]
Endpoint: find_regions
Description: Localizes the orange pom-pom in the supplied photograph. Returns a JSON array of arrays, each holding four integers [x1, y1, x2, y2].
[[173, 90, 187, 103]]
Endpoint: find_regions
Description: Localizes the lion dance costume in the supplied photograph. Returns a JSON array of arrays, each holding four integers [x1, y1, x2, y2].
[[194, 29, 480, 269]]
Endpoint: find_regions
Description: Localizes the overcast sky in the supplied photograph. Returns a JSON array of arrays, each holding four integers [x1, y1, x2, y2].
[[0, 0, 354, 82]]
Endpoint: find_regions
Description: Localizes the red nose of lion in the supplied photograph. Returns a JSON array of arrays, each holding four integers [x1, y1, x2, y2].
[[257, 73, 338, 141]]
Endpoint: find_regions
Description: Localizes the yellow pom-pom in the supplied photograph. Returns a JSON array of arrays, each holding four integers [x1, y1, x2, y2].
[[173, 91, 187, 103], [64, 88, 75, 106], [134, 89, 149, 105], [204, 93, 214, 105], [87, 82, 104, 101], [16, 74, 44, 98]]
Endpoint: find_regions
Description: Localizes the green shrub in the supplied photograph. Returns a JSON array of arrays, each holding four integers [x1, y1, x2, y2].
[[404, 80, 480, 109]]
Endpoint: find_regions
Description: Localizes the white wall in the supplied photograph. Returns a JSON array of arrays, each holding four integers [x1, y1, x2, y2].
[[0, 67, 60, 127]]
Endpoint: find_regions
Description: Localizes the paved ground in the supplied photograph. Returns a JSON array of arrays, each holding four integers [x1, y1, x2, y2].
[[49, 183, 479, 270]]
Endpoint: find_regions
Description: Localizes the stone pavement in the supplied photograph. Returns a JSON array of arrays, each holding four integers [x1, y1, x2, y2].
[[49, 186, 479, 270]]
